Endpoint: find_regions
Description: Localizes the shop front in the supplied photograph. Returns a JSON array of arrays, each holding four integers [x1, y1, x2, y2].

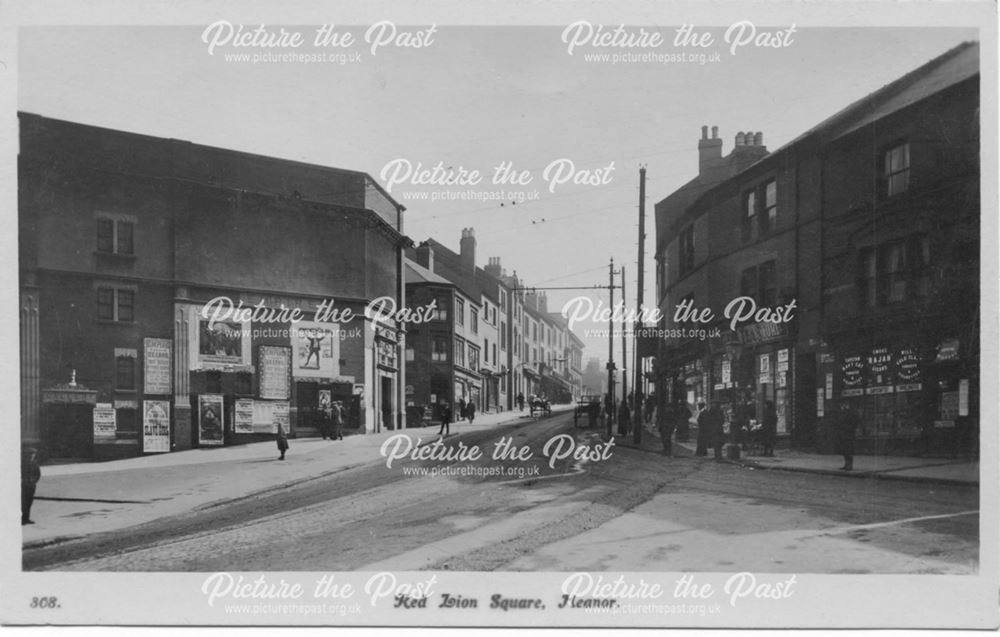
[[817, 337, 977, 457]]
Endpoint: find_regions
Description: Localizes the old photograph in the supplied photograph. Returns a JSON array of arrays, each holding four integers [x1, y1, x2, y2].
[[2, 0, 997, 628]]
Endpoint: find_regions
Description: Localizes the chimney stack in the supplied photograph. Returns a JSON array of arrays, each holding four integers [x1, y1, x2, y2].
[[698, 124, 724, 175], [415, 242, 435, 272], [485, 256, 502, 277], [460, 227, 477, 271]]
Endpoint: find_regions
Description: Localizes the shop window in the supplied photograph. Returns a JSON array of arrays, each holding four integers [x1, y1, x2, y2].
[[679, 225, 695, 275], [115, 349, 137, 390], [96, 287, 135, 323], [884, 142, 910, 197], [116, 407, 138, 438], [454, 337, 465, 367], [96, 216, 135, 256]]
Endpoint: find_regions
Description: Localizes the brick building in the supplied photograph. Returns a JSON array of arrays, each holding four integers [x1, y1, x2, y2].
[[19, 113, 408, 460], [654, 42, 979, 455]]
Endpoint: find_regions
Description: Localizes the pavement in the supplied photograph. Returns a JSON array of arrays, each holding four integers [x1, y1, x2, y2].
[[23, 405, 571, 549], [616, 422, 979, 487]]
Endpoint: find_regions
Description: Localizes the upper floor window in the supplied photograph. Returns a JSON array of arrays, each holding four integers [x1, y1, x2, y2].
[[431, 298, 448, 321], [858, 234, 930, 308], [468, 346, 480, 371], [471, 309, 479, 334], [96, 216, 135, 255], [97, 286, 135, 322], [884, 143, 910, 197], [742, 179, 778, 241], [432, 337, 448, 362], [679, 225, 695, 275], [739, 260, 777, 308], [454, 337, 466, 367], [405, 346, 415, 362], [455, 298, 465, 326], [115, 348, 137, 390]]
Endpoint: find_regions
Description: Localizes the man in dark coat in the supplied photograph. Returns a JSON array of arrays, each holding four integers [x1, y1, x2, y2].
[[699, 401, 726, 459], [22, 446, 41, 525], [835, 402, 860, 470], [331, 401, 345, 441], [694, 402, 709, 456], [467, 400, 476, 423], [276, 425, 289, 460], [438, 401, 453, 437], [657, 402, 676, 456], [762, 400, 778, 457]]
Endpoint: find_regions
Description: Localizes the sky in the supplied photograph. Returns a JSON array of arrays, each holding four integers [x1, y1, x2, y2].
[[18, 24, 978, 367]]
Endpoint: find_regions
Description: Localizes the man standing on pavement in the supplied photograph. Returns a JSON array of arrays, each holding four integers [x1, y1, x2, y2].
[[694, 401, 709, 456], [22, 446, 41, 525], [698, 400, 726, 460], [835, 401, 860, 470], [438, 400, 453, 437], [331, 401, 345, 441], [657, 401, 676, 456]]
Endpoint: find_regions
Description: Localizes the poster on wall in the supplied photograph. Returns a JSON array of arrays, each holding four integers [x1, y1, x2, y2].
[[234, 398, 254, 434], [252, 400, 290, 434], [198, 394, 225, 446], [291, 321, 340, 378], [259, 345, 292, 399], [93, 403, 116, 440], [143, 337, 172, 394], [190, 306, 251, 369], [142, 400, 171, 453]]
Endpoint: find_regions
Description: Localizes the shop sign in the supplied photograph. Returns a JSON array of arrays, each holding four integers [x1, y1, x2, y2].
[[736, 322, 788, 346], [958, 379, 969, 416], [825, 373, 833, 399], [142, 400, 171, 453], [291, 321, 341, 379], [776, 371, 787, 388], [776, 360, 789, 373], [198, 394, 225, 446], [143, 338, 172, 394], [895, 347, 921, 382], [252, 400, 289, 434], [259, 345, 291, 399], [934, 339, 960, 363], [842, 388, 864, 397], [842, 355, 864, 389], [819, 353, 835, 364], [234, 398, 255, 434], [866, 347, 892, 385], [896, 383, 922, 393], [93, 403, 116, 440], [939, 391, 959, 420], [865, 386, 894, 395], [721, 360, 731, 385], [777, 348, 789, 363], [114, 399, 137, 410], [816, 388, 825, 417], [405, 384, 414, 395]]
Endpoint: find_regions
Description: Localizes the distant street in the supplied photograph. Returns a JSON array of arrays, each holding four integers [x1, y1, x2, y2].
[[25, 412, 978, 574]]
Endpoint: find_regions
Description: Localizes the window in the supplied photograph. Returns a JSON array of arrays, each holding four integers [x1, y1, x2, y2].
[[405, 346, 415, 362], [740, 267, 758, 301], [500, 323, 507, 350], [96, 217, 135, 255], [471, 309, 479, 334], [858, 235, 930, 308], [884, 143, 910, 196], [739, 261, 777, 306], [484, 338, 489, 363], [679, 225, 695, 275], [97, 287, 135, 322], [432, 337, 448, 362], [455, 298, 465, 326], [431, 298, 448, 321], [115, 349, 137, 390], [454, 338, 466, 368], [742, 191, 757, 242], [493, 343, 497, 364], [499, 290, 507, 312], [468, 346, 480, 371], [743, 180, 778, 241]]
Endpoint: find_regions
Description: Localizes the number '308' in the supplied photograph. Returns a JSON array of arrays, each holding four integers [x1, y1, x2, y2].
[[30, 597, 59, 608]]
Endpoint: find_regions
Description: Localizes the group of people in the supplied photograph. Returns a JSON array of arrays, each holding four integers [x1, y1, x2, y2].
[[436, 397, 479, 437]]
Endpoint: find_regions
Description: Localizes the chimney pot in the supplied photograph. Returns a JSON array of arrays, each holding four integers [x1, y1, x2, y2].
[[711, 126, 718, 139], [735, 132, 746, 146], [701, 125, 708, 140], [754, 132, 763, 146]]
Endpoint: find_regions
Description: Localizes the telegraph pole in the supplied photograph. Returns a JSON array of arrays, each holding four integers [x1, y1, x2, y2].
[[606, 258, 616, 438], [620, 264, 627, 436], [634, 166, 646, 444]]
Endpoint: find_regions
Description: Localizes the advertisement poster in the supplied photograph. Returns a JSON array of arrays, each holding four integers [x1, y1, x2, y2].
[[143, 337, 172, 394], [259, 345, 291, 399], [142, 400, 171, 453], [5, 1, 997, 632], [198, 394, 225, 446], [233, 398, 255, 434], [92, 403, 116, 440], [292, 321, 341, 378]]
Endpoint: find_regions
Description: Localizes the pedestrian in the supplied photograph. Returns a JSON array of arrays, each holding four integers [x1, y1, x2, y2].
[[276, 424, 289, 460], [21, 446, 41, 525], [835, 402, 860, 470], [319, 408, 332, 440], [694, 401, 709, 456], [617, 400, 631, 436], [657, 402, 675, 455], [644, 395, 656, 424], [699, 401, 725, 459], [467, 400, 476, 424], [516, 392, 525, 412], [332, 401, 345, 440], [762, 400, 777, 457], [458, 397, 466, 421], [438, 401, 452, 437]]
